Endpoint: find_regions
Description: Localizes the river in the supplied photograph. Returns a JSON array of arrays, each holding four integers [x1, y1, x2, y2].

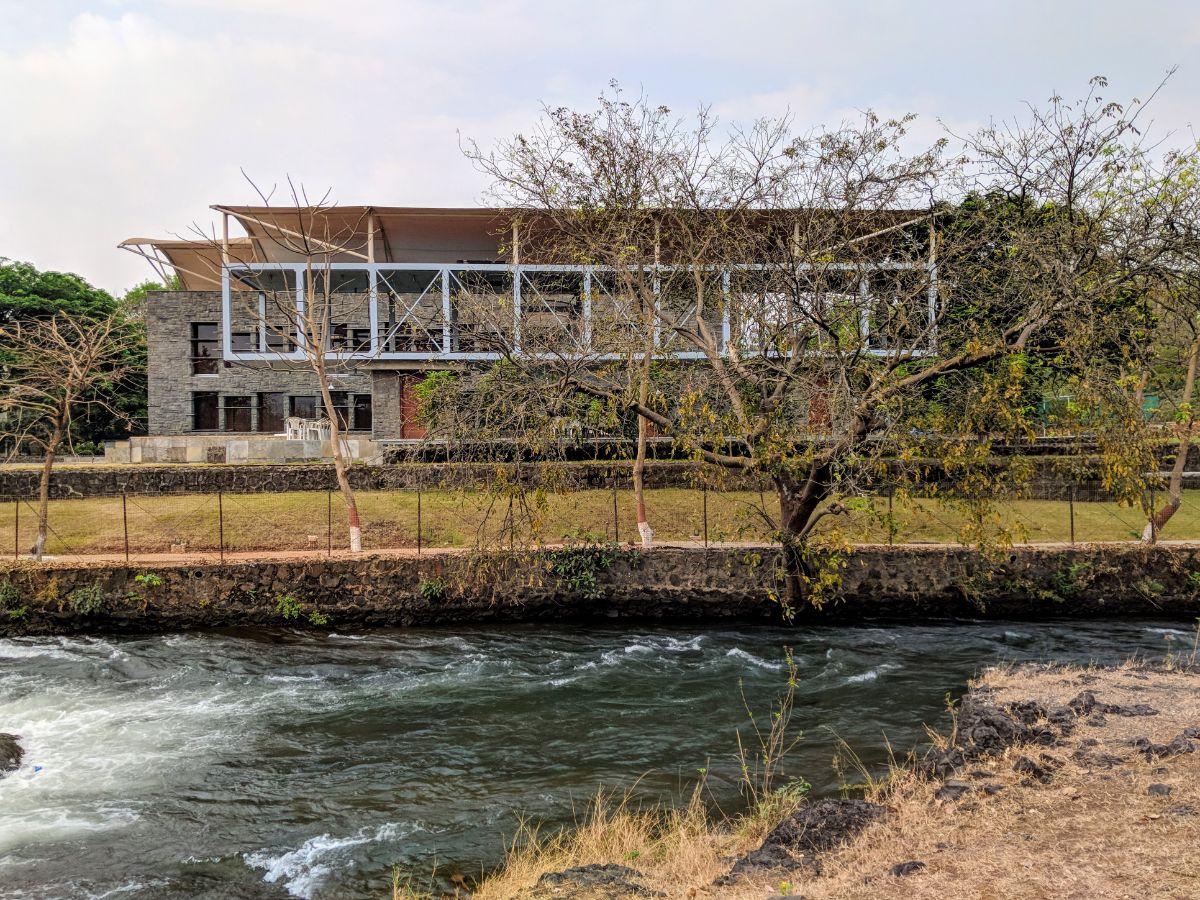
[[0, 619, 1192, 899]]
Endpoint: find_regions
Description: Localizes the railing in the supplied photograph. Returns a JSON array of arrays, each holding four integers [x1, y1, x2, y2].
[[220, 262, 938, 364]]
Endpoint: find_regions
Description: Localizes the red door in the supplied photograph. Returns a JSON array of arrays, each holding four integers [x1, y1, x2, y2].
[[399, 375, 427, 439]]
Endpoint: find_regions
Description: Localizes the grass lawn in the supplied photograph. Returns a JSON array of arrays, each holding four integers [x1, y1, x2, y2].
[[3, 487, 1198, 557]]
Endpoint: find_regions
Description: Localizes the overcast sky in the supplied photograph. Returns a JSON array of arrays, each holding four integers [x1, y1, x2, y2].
[[1, 0, 1198, 294]]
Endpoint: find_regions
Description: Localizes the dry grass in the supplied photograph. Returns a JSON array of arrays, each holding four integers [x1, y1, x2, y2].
[[472, 786, 793, 900], [465, 663, 1200, 900], [8, 487, 1200, 558]]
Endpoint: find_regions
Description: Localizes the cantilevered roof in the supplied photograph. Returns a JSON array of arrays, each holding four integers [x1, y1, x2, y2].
[[118, 237, 255, 291], [122, 205, 934, 287]]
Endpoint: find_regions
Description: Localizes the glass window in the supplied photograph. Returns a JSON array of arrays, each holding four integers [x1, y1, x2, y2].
[[191, 323, 218, 375], [290, 396, 317, 419], [192, 391, 218, 430], [352, 394, 373, 431], [231, 331, 257, 352], [224, 395, 252, 432], [258, 392, 286, 433], [265, 326, 295, 352]]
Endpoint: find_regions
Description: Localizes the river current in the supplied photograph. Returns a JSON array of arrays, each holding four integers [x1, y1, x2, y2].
[[0, 619, 1192, 899]]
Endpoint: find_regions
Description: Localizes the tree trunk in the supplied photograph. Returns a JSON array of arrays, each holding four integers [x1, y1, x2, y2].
[[1142, 338, 1200, 542], [32, 419, 65, 561], [633, 397, 653, 549], [773, 465, 834, 607], [317, 375, 362, 553]]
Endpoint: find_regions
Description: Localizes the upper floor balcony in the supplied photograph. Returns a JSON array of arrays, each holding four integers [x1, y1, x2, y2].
[[218, 260, 939, 365]]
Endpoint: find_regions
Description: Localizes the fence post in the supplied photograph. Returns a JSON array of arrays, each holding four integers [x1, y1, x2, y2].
[[416, 485, 423, 557], [12, 497, 17, 560], [1068, 485, 1075, 545], [702, 481, 709, 548], [327, 489, 333, 557], [122, 492, 130, 563], [611, 467, 619, 542], [217, 490, 225, 563]]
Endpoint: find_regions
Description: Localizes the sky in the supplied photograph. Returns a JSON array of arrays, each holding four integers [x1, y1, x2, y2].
[[1, 0, 1199, 294]]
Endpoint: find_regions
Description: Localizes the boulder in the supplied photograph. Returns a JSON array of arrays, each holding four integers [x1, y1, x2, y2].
[[0, 733, 22, 775]]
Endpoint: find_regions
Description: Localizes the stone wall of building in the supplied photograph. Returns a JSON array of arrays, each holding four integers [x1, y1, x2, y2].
[[146, 290, 372, 437], [1, 543, 1197, 636]]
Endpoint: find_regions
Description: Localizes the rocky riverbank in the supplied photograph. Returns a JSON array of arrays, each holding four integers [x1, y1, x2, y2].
[[475, 661, 1200, 899], [5, 543, 1200, 637]]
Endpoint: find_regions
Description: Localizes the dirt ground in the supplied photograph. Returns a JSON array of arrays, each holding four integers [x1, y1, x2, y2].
[[484, 663, 1200, 900]]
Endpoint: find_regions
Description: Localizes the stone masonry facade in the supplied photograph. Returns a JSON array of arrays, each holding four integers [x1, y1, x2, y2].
[[146, 290, 373, 436]]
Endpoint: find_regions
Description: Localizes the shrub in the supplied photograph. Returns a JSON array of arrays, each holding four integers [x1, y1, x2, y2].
[[0, 580, 21, 610], [275, 594, 304, 621], [547, 538, 623, 600], [419, 578, 448, 602], [68, 583, 108, 615]]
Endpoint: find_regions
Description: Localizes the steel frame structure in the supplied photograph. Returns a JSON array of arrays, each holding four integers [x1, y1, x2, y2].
[[219, 261, 938, 364]]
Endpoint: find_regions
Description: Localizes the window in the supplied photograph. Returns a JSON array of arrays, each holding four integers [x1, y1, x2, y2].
[[351, 328, 373, 352], [329, 391, 350, 429], [231, 331, 257, 352], [329, 323, 349, 350], [265, 327, 295, 353], [352, 394, 373, 431], [224, 395, 252, 432], [290, 396, 317, 419], [191, 323, 218, 375], [192, 391, 219, 430], [258, 392, 286, 433]]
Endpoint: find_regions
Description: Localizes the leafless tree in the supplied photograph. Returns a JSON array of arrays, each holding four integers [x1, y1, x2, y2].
[[0, 311, 139, 559], [197, 178, 371, 552], [445, 81, 1178, 608]]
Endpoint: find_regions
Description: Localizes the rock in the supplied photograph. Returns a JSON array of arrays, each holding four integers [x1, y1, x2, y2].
[[1008, 700, 1046, 725], [889, 860, 926, 877], [0, 733, 22, 775], [1085, 715, 1108, 727], [982, 783, 1004, 795], [1067, 691, 1098, 715], [1103, 702, 1158, 717], [534, 864, 663, 898], [1131, 734, 1196, 760], [1182, 727, 1200, 739], [1148, 783, 1173, 797], [934, 780, 972, 802], [1013, 756, 1054, 783], [721, 799, 885, 883], [1168, 804, 1196, 816]]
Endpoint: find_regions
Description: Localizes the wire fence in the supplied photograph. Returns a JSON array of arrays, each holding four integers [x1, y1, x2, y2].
[[6, 477, 1200, 562]]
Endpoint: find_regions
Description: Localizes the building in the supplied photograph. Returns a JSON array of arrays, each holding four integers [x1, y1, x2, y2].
[[119, 205, 936, 463]]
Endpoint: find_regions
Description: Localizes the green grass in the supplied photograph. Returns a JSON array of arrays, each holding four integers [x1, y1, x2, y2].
[[2, 488, 1195, 557]]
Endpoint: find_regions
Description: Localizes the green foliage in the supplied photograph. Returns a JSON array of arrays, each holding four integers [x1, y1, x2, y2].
[[547, 538, 624, 600], [275, 593, 329, 626], [68, 583, 107, 615], [0, 580, 26, 620], [418, 577, 448, 602], [413, 371, 457, 424], [275, 594, 304, 621], [1187, 571, 1200, 592], [134, 572, 164, 588]]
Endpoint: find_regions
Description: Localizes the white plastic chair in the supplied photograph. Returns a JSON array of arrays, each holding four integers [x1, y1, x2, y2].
[[284, 416, 306, 440]]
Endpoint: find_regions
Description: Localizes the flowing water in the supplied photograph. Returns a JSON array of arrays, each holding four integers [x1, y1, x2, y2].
[[0, 619, 1193, 899]]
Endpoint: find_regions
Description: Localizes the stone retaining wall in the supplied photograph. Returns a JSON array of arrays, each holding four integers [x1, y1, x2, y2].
[[0, 461, 755, 499], [1, 543, 1197, 637]]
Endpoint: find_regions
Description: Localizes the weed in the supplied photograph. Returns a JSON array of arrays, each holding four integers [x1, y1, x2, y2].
[[0, 580, 20, 610], [68, 583, 107, 615], [6, 605, 27, 621], [134, 573, 164, 588], [736, 648, 809, 828], [275, 594, 304, 621], [419, 577, 448, 602], [547, 538, 622, 600], [308, 609, 330, 626], [1188, 571, 1200, 592]]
